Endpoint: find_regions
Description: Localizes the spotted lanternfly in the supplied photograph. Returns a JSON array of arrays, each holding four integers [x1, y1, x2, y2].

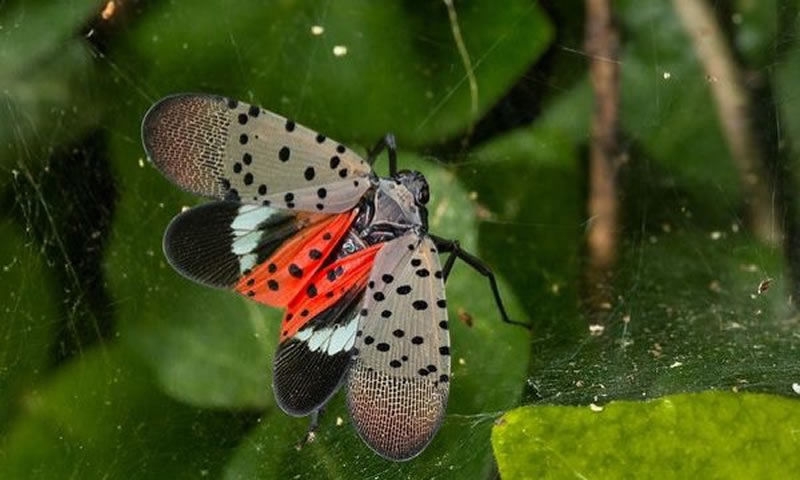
[[142, 93, 525, 461]]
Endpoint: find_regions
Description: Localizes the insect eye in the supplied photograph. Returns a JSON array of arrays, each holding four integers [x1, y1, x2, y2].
[[418, 186, 430, 205]]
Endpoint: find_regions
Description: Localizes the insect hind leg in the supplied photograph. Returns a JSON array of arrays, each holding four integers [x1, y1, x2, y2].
[[366, 133, 398, 176], [431, 235, 530, 330], [295, 407, 325, 451]]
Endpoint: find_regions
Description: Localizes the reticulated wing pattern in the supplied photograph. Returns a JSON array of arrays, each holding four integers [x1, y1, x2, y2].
[[346, 233, 451, 461], [163, 201, 328, 288], [142, 94, 373, 213]]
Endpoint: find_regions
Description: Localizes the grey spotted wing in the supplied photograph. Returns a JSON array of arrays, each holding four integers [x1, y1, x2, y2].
[[346, 233, 450, 461], [142, 94, 372, 212]]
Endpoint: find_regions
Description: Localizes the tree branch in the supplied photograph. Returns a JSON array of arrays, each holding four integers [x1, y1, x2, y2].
[[673, 0, 780, 245], [583, 0, 621, 328]]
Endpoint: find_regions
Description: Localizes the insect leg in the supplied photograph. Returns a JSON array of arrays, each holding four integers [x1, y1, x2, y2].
[[295, 407, 325, 451], [366, 133, 398, 176], [431, 235, 531, 329]]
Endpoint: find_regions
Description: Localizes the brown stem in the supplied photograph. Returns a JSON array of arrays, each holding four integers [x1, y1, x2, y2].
[[583, 0, 621, 328], [673, 0, 780, 245]]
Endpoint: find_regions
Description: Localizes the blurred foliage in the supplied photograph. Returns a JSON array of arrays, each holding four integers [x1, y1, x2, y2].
[[1, 0, 799, 478]]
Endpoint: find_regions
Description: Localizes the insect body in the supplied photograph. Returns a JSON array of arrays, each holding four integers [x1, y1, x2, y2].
[[142, 94, 520, 461]]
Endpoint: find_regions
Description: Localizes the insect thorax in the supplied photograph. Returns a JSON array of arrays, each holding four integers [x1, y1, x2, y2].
[[339, 172, 429, 253]]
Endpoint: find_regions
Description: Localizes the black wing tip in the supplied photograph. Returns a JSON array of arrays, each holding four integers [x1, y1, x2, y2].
[[274, 393, 329, 418], [272, 342, 353, 417], [162, 201, 242, 289]]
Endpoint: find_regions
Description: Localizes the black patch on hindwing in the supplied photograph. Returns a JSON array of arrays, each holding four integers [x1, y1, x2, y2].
[[273, 290, 364, 416], [163, 200, 296, 288]]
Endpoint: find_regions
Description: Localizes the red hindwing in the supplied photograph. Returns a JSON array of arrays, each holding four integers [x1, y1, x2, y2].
[[280, 243, 382, 341], [235, 210, 358, 307]]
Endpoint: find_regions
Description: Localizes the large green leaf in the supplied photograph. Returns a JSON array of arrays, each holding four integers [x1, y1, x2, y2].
[[109, 0, 552, 146], [0, 1, 102, 177], [617, 1, 740, 212], [493, 392, 800, 479], [0, 344, 250, 478], [775, 16, 800, 153]]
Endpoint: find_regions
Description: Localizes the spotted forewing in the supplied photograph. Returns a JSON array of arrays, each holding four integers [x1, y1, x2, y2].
[[142, 94, 371, 212], [347, 233, 450, 460]]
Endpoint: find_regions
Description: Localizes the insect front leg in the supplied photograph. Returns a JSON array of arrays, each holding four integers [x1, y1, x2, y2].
[[366, 133, 398, 176], [430, 235, 531, 329]]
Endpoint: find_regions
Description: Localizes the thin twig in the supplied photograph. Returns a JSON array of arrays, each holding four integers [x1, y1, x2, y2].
[[673, 0, 780, 245], [443, 0, 479, 140], [583, 0, 621, 328]]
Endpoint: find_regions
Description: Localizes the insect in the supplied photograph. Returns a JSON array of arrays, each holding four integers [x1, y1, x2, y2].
[[141, 94, 525, 461]]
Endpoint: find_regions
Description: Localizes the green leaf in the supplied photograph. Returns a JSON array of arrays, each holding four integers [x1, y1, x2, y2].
[[0, 1, 101, 177], [459, 117, 585, 345], [0, 344, 250, 479], [493, 392, 800, 479], [617, 1, 741, 213], [732, 0, 780, 66], [0, 0, 99, 71], [775, 16, 800, 153], [111, 0, 552, 146]]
